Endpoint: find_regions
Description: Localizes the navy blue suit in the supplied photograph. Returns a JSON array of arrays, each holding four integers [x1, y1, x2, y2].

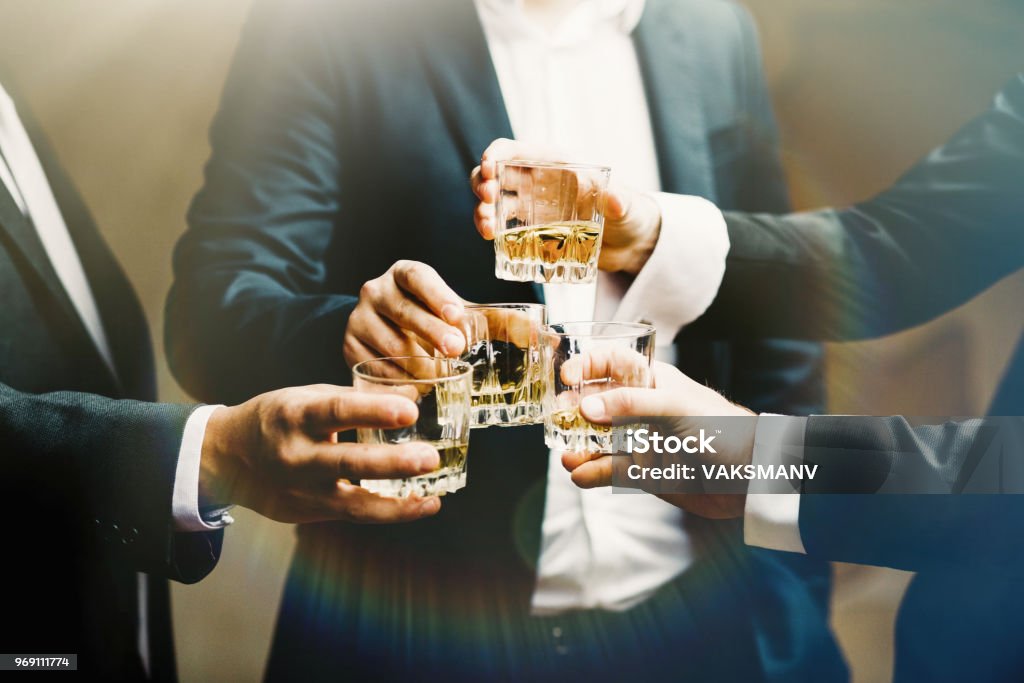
[[0, 82, 222, 681], [166, 1, 841, 680], [693, 74, 1024, 681]]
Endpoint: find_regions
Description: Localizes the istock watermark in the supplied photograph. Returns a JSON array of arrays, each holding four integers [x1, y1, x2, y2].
[[606, 415, 1024, 496]]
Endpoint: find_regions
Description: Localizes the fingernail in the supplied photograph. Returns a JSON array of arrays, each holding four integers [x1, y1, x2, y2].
[[441, 304, 462, 324], [420, 497, 441, 512], [581, 396, 605, 420], [442, 332, 464, 356]]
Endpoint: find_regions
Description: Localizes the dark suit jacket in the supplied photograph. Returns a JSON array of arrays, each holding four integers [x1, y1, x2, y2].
[[692, 73, 1024, 681], [166, 1, 840, 680], [0, 82, 222, 680]]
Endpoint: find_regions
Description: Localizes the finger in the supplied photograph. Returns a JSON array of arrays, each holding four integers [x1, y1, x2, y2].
[[481, 138, 569, 178], [569, 455, 615, 489], [376, 271, 465, 357], [333, 482, 442, 524], [561, 449, 604, 472], [560, 347, 652, 387], [470, 167, 499, 204], [475, 200, 496, 240], [389, 260, 465, 326], [480, 138, 518, 179], [302, 390, 419, 433], [317, 441, 441, 480], [604, 186, 632, 222], [579, 387, 680, 424], [343, 331, 380, 369], [353, 311, 433, 361]]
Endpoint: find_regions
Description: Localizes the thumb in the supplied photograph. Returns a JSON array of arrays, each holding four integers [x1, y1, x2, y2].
[[603, 186, 633, 222], [580, 387, 681, 425]]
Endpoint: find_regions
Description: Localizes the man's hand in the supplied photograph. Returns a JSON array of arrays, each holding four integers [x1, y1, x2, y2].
[[200, 385, 443, 524], [470, 138, 662, 275], [344, 260, 467, 369], [562, 361, 756, 519]]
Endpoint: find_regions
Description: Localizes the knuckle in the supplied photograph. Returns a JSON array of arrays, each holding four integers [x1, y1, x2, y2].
[[392, 260, 414, 280], [359, 279, 379, 301]]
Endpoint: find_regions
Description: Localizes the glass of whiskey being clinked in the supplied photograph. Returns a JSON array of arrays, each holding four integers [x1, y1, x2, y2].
[[455, 303, 547, 428], [353, 357, 473, 498], [542, 322, 656, 453], [493, 160, 612, 284]]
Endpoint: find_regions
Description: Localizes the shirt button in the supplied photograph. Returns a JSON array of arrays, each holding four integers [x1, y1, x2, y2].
[[552, 626, 570, 656]]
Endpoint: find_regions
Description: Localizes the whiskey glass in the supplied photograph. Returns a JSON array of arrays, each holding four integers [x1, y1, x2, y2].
[[542, 322, 655, 453], [493, 160, 611, 284], [353, 357, 473, 497], [457, 303, 547, 427]]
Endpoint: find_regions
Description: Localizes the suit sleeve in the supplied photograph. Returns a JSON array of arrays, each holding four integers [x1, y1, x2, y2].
[[0, 383, 222, 584], [796, 416, 1024, 577], [716, 4, 825, 416], [165, 0, 355, 404], [692, 73, 1024, 342]]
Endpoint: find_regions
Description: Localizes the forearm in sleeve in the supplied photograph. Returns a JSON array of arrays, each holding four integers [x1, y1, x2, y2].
[[165, 0, 355, 404], [798, 415, 1024, 576], [0, 382, 222, 583], [694, 74, 1024, 342]]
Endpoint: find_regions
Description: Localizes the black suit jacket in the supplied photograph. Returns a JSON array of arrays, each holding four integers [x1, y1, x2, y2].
[[0, 83, 222, 680], [166, 1, 840, 681], [692, 73, 1024, 681]]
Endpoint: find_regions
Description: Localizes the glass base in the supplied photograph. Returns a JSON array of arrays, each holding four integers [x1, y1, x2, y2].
[[361, 467, 467, 498], [495, 257, 597, 284], [544, 425, 616, 453], [471, 402, 543, 428]]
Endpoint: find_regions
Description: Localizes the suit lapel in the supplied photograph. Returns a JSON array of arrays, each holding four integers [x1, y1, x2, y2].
[[25, 114, 149, 399], [0, 176, 82, 322], [0, 91, 127, 397], [416, 0, 515, 168], [634, 0, 716, 200]]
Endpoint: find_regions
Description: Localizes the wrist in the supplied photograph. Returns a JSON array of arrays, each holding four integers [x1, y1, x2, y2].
[[199, 405, 243, 506]]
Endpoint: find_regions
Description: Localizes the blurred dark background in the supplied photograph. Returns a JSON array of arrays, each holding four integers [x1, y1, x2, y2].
[[1, 1, 1021, 680]]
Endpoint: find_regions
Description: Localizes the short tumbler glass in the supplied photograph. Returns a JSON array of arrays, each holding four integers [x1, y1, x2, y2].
[[353, 357, 473, 497], [494, 160, 611, 284], [542, 322, 656, 453], [457, 303, 547, 428]]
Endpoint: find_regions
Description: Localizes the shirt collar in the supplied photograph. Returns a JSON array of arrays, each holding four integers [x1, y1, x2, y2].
[[475, 0, 645, 46]]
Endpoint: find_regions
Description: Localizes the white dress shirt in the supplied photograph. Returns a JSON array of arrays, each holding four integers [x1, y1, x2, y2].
[[475, 0, 730, 612], [744, 415, 809, 554], [0, 81, 230, 675]]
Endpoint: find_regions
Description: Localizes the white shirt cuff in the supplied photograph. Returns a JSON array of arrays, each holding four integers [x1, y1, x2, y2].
[[743, 414, 808, 554], [172, 404, 234, 532], [612, 192, 729, 344]]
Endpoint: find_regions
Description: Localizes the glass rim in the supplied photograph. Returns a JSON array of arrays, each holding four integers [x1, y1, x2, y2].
[[351, 357, 472, 385], [496, 159, 612, 174], [544, 321, 656, 340], [464, 302, 547, 310]]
